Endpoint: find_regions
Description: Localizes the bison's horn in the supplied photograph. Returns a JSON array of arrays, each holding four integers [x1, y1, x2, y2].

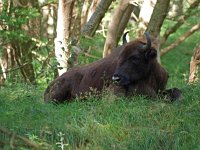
[[142, 32, 151, 51], [122, 31, 129, 44]]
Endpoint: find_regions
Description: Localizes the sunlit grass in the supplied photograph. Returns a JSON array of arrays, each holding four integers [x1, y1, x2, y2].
[[1, 80, 200, 149]]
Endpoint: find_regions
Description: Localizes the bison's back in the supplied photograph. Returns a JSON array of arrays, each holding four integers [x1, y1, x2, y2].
[[44, 52, 119, 103]]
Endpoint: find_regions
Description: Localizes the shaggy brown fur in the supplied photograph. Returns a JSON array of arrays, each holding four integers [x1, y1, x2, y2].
[[44, 35, 181, 103]]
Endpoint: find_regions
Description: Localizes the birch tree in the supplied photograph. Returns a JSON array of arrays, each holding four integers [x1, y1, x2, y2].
[[54, 0, 75, 76]]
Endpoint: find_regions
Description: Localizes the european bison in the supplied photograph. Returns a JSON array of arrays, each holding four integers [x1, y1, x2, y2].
[[44, 33, 181, 103]]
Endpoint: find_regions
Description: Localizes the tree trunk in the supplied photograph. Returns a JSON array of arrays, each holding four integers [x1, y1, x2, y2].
[[73, 0, 84, 42], [81, 0, 92, 27], [0, 0, 11, 83], [21, 44, 35, 83], [0, 47, 8, 84], [87, 0, 100, 20], [189, 45, 200, 84], [81, 0, 113, 37], [0, 0, 2, 12], [146, 0, 170, 62], [55, 0, 75, 76], [137, 0, 157, 37], [40, 3, 57, 40], [116, 3, 135, 44], [146, 0, 170, 38], [103, 0, 133, 58], [81, 0, 101, 28]]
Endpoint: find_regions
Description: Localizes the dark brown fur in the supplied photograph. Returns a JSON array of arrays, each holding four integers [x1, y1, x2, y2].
[[44, 37, 180, 103]]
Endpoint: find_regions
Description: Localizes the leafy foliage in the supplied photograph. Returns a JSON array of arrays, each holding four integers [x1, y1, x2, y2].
[[0, 1, 57, 83], [0, 6, 39, 43]]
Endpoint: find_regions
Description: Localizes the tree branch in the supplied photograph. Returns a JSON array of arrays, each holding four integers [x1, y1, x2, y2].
[[160, 23, 200, 56], [0, 126, 40, 149], [0, 63, 29, 75], [161, 0, 200, 45]]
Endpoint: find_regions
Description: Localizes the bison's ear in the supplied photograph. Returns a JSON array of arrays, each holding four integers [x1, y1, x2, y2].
[[145, 48, 157, 60]]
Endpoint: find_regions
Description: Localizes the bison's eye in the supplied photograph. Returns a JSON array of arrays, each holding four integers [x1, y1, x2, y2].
[[130, 56, 141, 64]]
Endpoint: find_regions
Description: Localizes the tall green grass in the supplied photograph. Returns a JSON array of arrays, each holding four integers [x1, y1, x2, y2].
[[1, 82, 200, 149]]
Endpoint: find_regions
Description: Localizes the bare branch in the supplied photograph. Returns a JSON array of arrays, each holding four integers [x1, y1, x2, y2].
[[161, 0, 200, 45], [160, 23, 200, 56], [0, 126, 40, 149], [0, 63, 29, 75]]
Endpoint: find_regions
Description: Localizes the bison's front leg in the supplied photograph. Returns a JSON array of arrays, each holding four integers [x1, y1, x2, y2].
[[159, 88, 182, 102], [126, 84, 157, 98], [112, 84, 157, 98]]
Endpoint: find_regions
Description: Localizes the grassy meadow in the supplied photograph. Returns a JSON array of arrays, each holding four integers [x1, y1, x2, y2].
[[1, 25, 200, 149]]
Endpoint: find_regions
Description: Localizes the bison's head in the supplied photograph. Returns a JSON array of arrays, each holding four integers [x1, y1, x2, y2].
[[112, 32, 157, 86]]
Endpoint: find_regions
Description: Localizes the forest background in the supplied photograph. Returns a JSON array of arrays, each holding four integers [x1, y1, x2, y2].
[[0, 0, 200, 149]]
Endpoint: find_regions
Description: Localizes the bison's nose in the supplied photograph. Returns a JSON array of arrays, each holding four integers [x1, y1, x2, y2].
[[112, 74, 121, 83]]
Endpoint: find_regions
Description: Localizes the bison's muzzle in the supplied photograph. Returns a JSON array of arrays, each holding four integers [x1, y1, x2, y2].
[[112, 73, 130, 86]]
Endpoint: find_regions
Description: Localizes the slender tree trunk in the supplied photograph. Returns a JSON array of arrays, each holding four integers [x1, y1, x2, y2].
[[81, 0, 102, 28], [87, 0, 100, 20], [146, 0, 170, 38], [81, 0, 113, 37], [137, 0, 157, 37], [0, 48, 8, 83], [103, 0, 133, 58], [0, 0, 7, 83], [0, 0, 2, 12], [55, 0, 75, 76], [21, 43, 35, 83], [146, 0, 170, 62], [81, 0, 92, 27], [41, 4, 57, 40], [189, 45, 200, 84], [73, 0, 84, 42], [116, 3, 135, 44]]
